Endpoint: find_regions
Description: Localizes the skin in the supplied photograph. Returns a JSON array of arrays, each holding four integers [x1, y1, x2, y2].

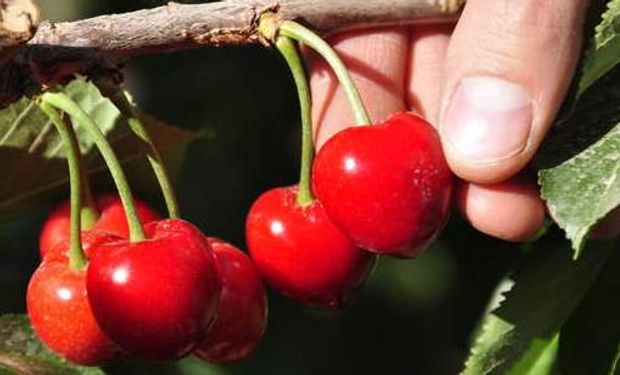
[[307, 0, 608, 242], [246, 186, 376, 309], [39, 193, 160, 258], [43, 230, 123, 263], [27, 260, 118, 365], [86, 219, 220, 361], [194, 238, 268, 363], [312, 112, 453, 257]]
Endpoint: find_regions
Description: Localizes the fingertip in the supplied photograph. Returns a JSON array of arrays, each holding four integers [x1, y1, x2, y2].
[[439, 0, 587, 184], [457, 175, 546, 242], [444, 146, 531, 184]]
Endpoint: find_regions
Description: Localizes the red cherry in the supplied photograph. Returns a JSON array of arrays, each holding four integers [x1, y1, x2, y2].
[[27, 260, 118, 365], [246, 186, 375, 309], [39, 193, 160, 258], [86, 219, 220, 361], [312, 112, 453, 257], [194, 238, 268, 363], [44, 230, 123, 263]]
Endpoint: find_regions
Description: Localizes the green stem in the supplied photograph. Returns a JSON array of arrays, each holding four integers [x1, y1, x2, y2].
[[41, 91, 146, 242], [80, 170, 99, 229], [94, 79, 180, 219], [275, 19, 371, 126], [76, 138, 99, 229], [275, 36, 315, 206], [38, 102, 87, 269]]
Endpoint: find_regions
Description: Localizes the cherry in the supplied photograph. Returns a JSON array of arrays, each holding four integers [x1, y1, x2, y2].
[[312, 112, 453, 258], [39, 193, 160, 258], [86, 219, 220, 361], [246, 186, 375, 309], [27, 258, 118, 365], [44, 230, 123, 263], [194, 238, 268, 363]]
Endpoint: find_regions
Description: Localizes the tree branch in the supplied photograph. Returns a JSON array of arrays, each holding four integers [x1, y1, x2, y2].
[[30, 0, 463, 54], [1, 0, 464, 106]]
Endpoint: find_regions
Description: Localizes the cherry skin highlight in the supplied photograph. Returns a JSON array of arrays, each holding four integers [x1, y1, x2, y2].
[[246, 186, 375, 309], [86, 219, 220, 361], [194, 238, 268, 363], [312, 112, 453, 258], [39, 193, 160, 258], [27, 258, 118, 365]]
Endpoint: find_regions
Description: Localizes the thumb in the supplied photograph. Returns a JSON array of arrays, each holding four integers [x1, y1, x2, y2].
[[439, 0, 589, 183]]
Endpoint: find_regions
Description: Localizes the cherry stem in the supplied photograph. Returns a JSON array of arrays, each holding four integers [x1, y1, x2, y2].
[[94, 78, 180, 219], [76, 133, 99, 230], [275, 18, 371, 126], [38, 102, 87, 269], [41, 91, 146, 242], [275, 36, 315, 206], [80, 169, 99, 229]]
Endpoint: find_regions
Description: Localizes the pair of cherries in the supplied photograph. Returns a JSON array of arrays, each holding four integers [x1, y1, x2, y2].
[[247, 112, 453, 309], [28, 194, 267, 365]]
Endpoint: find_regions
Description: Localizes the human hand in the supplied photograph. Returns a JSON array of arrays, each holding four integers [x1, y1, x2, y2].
[[308, 0, 590, 242]]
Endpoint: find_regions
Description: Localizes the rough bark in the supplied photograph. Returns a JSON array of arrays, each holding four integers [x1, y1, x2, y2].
[[1, 0, 465, 105]]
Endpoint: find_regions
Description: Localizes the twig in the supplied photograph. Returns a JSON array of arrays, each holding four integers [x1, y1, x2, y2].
[[1, 0, 464, 106]]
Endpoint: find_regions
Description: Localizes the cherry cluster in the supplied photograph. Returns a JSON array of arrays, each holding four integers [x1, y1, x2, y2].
[[24, 17, 454, 369], [27, 89, 268, 366], [246, 18, 453, 308], [29, 195, 268, 364], [247, 112, 453, 309]]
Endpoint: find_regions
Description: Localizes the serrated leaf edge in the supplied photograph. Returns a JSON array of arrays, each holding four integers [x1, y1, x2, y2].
[[577, 0, 620, 97], [460, 277, 517, 375], [539, 122, 620, 258]]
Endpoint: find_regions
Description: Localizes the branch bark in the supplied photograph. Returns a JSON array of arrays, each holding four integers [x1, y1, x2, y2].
[[30, 0, 463, 55], [1, 0, 464, 106]]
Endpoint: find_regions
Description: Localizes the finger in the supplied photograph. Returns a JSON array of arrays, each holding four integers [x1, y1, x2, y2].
[[406, 24, 453, 124], [456, 174, 546, 242], [308, 28, 409, 149], [440, 0, 589, 183]]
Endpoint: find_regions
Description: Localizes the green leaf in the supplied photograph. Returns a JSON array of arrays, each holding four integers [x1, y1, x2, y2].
[[608, 342, 620, 375], [505, 336, 558, 375], [0, 78, 200, 213], [539, 121, 620, 256], [578, 0, 620, 98], [559, 241, 620, 375], [0, 314, 106, 375], [460, 236, 612, 375], [536, 1, 620, 256]]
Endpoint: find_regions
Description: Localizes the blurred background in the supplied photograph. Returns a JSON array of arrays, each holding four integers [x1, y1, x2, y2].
[[0, 1, 525, 374]]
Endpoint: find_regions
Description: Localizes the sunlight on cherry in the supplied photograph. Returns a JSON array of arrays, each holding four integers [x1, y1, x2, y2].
[[344, 156, 357, 172], [56, 287, 72, 301], [270, 221, 284, 235], [112, 268, 129, 285]]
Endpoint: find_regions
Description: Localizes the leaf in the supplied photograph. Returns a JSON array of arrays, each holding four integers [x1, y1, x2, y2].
[[535, 1, 620, 256], [0, 314, 106, 375], [460, 236, 612, 375], [577, 0, 620, 98], [0, 78, 200, 214], [504, 336, 558, 375], [609, 342, 620, 375], [539, 121, 620, 256], [559, 241, 620, 375]]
